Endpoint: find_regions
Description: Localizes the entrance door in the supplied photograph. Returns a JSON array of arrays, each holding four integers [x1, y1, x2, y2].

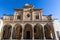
[[26, 31, 30, 39]]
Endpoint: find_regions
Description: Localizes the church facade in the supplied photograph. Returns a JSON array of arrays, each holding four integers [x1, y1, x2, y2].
[[1, 4, 56, 40]]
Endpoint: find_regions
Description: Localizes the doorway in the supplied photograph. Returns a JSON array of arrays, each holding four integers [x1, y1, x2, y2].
[[26, 31, 30, 39]]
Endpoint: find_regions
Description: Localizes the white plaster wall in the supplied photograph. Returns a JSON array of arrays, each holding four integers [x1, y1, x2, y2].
[[0, 19, 3, 33], [53, 20, 60, 40]]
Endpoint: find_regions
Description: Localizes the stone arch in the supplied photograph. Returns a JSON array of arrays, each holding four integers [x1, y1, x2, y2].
[[12, 24, 22, 39], [44, 24, 53, 39], [23, 24, 32, 39], [34, 24, 43, 39], [2, 24, 12, 39]]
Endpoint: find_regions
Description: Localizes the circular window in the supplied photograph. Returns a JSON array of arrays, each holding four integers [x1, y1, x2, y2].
[[27, 14, 30, 17]]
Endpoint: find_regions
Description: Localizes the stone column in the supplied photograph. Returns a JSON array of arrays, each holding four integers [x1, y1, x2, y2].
[[21, 24, 24, 40], [10, 26, 13, 40], [42, 25, 45, 40], [40, 23, 46, 40], [32, 24, 34, 40]]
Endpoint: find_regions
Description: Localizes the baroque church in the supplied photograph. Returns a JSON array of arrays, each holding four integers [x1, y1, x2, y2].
[[0, 4, 56, 40]]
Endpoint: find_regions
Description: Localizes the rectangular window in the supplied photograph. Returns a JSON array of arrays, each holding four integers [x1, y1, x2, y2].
[[36, 15, 39, 19], [17, 15, 21, 19]]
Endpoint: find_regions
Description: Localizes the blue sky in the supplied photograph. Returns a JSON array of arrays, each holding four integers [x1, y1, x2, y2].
[[0, 0, 60, 20]]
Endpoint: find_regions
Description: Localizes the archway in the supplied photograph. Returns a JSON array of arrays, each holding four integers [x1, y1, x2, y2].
[[23, 24, 32, 39], [2, 24, 12, 39], [12, 24, 22, 40], [44, 24, 53, 39], [34, 24, 43, 39]]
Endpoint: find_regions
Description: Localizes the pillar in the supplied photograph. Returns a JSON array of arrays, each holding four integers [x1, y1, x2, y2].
[[10, 25, 13, 40], [21, 24, 24, 40], [32, 24, 34, 40]]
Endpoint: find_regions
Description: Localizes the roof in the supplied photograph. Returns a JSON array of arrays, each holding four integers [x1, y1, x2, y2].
[[3, 14, 13, 16], [23, 3, 33, 8], [14, 8, 23, 11]]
